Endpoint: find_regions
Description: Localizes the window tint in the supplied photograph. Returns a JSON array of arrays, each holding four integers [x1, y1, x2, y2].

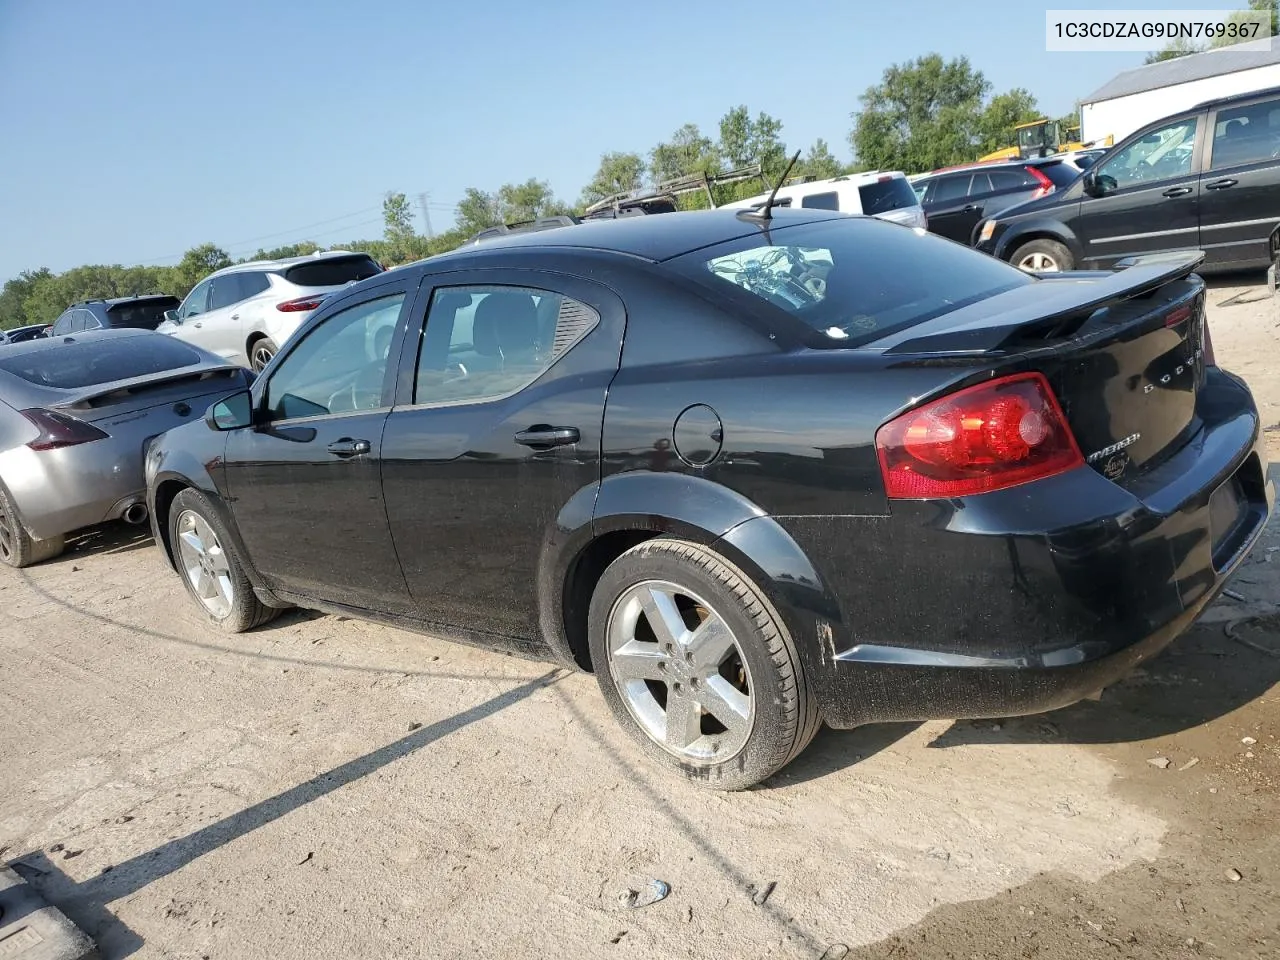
[[210, 275, 246, 310], [1034, 160, 1081, 188], [79, 309, 103, 330], [179, 280, 211, 319], [800, 191, 840, 210], [968, 173, 993, 194], [1210, 97, 1280, 169], [106, 298, 181, 330], [672, 217, 1030, 348], [930, 175, 970, 203], [413, 286, 598, 406], [990, 169, 1033, 190], [264, 293, 405, 421], [280, 255, 381, 288], [1098, 117, 1199, 190], [239, 271, 270, 298], [0, 336, 205, 389], [858, 176, 921, 214], [51, 312, 75, 336]]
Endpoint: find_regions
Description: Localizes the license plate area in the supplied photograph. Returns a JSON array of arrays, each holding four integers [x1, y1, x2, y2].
[[1210, 454, 1265, 571]]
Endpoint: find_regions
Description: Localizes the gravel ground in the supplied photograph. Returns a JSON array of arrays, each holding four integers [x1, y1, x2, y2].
[[2, 273, 1278, 959]]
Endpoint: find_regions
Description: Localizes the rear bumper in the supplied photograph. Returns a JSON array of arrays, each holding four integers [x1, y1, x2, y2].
[[766, 369, 1273, 728]]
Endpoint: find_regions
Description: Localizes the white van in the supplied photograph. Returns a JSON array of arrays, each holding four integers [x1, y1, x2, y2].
[[718, 171, 928, 229]]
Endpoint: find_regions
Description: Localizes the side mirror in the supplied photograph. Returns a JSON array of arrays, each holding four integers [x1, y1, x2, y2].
[[163, 309, 180, 325], [205, 389, 254, 431]]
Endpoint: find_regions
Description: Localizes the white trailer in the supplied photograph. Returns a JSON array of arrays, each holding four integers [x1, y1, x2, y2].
[[1081, 43, 1280, 146]]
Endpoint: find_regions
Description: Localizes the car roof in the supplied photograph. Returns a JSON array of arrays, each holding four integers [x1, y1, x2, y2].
[[918, 156, 1070, 179], [74, 294, 180, 309], [207, 249, 375, 279], [424, 208, 851, 264]]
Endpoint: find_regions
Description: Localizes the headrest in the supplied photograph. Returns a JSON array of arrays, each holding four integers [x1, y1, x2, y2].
[[473, 292, 539, 357]]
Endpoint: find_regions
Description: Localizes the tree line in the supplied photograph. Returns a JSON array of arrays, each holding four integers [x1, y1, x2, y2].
[[3, 53, 1055, 330]]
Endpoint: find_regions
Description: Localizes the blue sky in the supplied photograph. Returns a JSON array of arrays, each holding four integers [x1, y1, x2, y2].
[[0, 0, 1182, 282]]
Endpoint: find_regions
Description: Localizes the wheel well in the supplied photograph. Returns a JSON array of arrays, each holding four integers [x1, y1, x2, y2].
[[152, 478, 191, 568], [561, 529, 656, 672], [245, 331, 267, 356], [1004, 231, 1071, 261]]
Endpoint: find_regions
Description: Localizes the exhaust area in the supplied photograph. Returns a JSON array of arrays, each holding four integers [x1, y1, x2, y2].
[[123, 502, 149, 525]]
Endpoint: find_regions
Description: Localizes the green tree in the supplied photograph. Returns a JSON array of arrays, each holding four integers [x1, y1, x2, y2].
[[649, 123, 719, 184], [1145, 37, 1204, 63], [975, 88, 1041, 156], [798, 138, 843, 181], [496, 178, 571, 223], [581, 151, 646, 206], [383, 192, 416, 241], [455, 187, 503, 236], [1212, 0, 1277, 46], [717, 106, 787, 179], [851, 54, 991, 172], [0, 268, 53, 329]]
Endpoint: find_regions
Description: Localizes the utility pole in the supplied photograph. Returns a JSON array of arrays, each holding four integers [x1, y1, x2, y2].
[[418, 192, 434, 238]]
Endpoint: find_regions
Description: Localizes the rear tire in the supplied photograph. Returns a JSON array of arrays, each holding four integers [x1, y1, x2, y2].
[[587, 538, 821, 791], [249, 337, 278, 373], [1011, 239, 1073, 273], [0, 484, 64, 568], [169, 489, 278, 633]]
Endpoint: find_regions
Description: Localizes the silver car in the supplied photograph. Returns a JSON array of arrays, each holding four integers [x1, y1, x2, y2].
[[156, 250, 384, 372], [0, 329, 251, 567]]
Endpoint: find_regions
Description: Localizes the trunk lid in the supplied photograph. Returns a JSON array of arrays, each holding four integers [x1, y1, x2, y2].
[[878, 252, 1210, 483], [56, 367, 248, 424]]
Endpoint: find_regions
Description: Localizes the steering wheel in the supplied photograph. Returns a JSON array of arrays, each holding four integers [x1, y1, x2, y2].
[[326, 361, 386, 414]]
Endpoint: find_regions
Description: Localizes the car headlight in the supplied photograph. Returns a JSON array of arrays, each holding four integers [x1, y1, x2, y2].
[[978, 219, 997, 244]]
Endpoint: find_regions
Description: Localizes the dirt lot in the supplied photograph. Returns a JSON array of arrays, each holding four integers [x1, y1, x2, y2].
[[2, 275, 1279, 959]]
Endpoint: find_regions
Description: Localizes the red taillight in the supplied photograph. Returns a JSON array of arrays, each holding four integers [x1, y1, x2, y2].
[[1164, 304, 1192, 328], [1202, 318, 1216, 366], [875, 373, 1084, 499], [276, 295, 326, 312], [20, 408, 110, 451], [1028, 166, 1055, 200]]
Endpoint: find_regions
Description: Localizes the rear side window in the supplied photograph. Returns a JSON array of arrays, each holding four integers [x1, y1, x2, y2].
[[858, 176, 921, 214], [281, 256, 382, 288], [672, 217, 1031, 347], [800, 191, 840, 211], [1034, 161, 1081, 188], [929, 175, 969, 203], [990, 169, 1034, 190], [0, 337, 205, 389], [1210, 95, 1280, 169], [106, 299, 180, 330]]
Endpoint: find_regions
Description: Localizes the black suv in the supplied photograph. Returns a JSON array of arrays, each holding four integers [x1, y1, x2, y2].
[[912, 157, 1082, 245], [975, 85, 1280, 272], [48, 294, 182, 337]]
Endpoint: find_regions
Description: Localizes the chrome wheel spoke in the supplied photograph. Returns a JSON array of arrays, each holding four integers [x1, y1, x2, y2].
[[663, 686, 702, 749], [698, 675, 751, 736], [175, 509, 235, 618], [638, 585, 685, 649], [686, 616, 734, 671], [610, 642, 667, 683]]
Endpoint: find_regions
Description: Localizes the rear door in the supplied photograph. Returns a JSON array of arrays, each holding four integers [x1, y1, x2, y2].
[[200, 274, 250, 360], [923, 174, 977, 242], [379, 268, 625, 648], [1073, 114, 1203, 268], [1198, 92, 1280, 268]]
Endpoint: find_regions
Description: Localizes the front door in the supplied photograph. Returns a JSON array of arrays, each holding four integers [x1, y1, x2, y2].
[[380, 270, 626, 649], [1198, 92, 1280, 269], [1074, 114, 1203, 268], [223, 285, 416, 612]]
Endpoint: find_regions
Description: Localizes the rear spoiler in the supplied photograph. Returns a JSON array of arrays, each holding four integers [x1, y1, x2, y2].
[[59, 363, 244, 410], [884, 250, 1205, 356]]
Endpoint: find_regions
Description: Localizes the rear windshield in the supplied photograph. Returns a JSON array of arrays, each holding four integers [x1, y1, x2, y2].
[[106, 298, 180, 330], [1033, 160, 1082, 188], [670, 217, 1032, 347], [280, 256, 382, 288], [857, 176, 920, 215], [0, 336, 205, 389]]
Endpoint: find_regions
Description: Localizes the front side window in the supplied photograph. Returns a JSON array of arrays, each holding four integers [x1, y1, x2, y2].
[[1210, 96, 1280, 169], [1097, 117, 1199, 191], [264, 292, 406, 421], [413, 285, 598, 406], [179, 280, 211, 319]]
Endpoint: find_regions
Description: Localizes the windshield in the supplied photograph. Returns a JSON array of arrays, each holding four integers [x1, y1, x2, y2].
[[0, 336, 205, 389], [106, 298, 180, 329], [670, 218, 1032, 347]]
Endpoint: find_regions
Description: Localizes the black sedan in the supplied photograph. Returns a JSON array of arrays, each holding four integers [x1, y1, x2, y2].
[[145, 208, 1273, 790]]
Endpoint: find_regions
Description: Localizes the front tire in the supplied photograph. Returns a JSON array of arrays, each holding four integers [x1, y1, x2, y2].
[[1011, 238, 1073, 273], [169, 489, 278, 633], [588, 538, 820, 791], [249, 337, 278, 373], [0, 484, 64, 568]]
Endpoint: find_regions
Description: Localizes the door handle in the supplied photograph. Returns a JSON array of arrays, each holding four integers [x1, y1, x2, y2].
[[1162, 186, 1194, 198], [514, 425, 579, 449], [1204, 178, 1238, 191], [193, 322, 203, 328], [231, 313, 240, 320], [327, 438, 371, 457], [961, 204, 978, 213]]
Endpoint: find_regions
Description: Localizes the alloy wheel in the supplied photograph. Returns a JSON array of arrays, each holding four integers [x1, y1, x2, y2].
[[1017, 252, 1060, 272], [250, 343, 275, 372], [175, 509, 235, 618], [0, 504, 14, 564], [605, 579, 755, 763]]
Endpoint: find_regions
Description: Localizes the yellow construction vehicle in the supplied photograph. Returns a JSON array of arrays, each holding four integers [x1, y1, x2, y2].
[[978, 118, 1113, 163]]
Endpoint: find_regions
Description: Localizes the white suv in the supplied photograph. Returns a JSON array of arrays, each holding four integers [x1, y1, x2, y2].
[[157, 251, 384, 372], [719, 171, 928, 229]]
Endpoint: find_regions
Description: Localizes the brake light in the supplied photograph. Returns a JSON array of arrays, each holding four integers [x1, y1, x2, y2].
[[20, 408, 110, 451], [1164, 304, 1192, 327], [1029, 166, 1055, 199], [875, 373, 1084, 499], [276, 295, 326, 312]]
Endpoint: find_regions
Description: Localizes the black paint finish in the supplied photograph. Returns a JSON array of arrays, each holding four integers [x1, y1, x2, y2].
[[146, 208, 1274, 733]]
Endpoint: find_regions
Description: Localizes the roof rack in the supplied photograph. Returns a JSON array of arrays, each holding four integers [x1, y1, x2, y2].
[[582, 163, 771, 218], [468, 215, 581, 244]]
